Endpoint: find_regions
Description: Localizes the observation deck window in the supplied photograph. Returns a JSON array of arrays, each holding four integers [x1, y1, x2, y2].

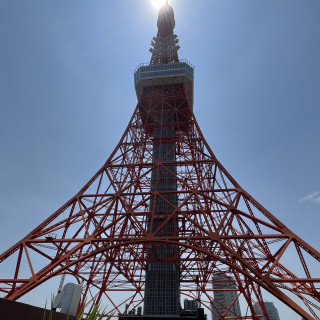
[[134, 60, 194, 86]]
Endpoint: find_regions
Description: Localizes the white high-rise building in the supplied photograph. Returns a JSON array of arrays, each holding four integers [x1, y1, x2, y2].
[[211, 273, 241, 320], [253, 302, 280, 320]]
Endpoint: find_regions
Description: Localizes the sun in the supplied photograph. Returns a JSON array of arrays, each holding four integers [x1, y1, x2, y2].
[[151, 0, 167, 10]]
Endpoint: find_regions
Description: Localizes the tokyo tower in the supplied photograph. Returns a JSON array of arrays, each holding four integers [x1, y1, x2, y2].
[[1, 2, 320, 319]]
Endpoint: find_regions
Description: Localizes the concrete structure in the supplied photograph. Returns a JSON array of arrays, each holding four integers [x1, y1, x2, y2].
[[52, 283, 82, 316], [253, 302, 280, 320], [211, 273, 241, 320], [184, 299, 198, 311], [0, 298, 77, 320]]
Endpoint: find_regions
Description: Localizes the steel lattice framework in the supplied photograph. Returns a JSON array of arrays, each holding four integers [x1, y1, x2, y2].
[[0, 85, 319, 319], [1, 3, 320, 320]]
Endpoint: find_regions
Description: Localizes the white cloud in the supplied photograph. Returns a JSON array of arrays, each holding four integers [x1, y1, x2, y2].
[[300, 191, 320, 203]]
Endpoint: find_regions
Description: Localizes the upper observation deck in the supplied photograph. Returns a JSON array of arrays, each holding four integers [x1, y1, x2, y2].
[[134, 60, 194, 108]]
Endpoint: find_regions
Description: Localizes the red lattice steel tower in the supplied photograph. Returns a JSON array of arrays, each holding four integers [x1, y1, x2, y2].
[[1, 3, 320, 320]]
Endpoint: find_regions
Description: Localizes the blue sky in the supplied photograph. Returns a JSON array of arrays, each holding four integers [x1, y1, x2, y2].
[[0, 0, 319, 318]]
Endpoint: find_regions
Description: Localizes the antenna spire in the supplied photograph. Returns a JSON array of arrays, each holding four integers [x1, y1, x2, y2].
[[150, 0, 179, 64]]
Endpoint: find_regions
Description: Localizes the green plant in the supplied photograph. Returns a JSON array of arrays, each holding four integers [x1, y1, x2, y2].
[[42, 293, 55, 320], [77, 302, 105, 320], [77, 300, 114, 320], [43, 295, 113, 320]]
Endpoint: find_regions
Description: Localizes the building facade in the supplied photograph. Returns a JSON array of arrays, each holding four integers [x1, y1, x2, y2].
[[211, 273, 242, 320], [253, 302, 280, 320]]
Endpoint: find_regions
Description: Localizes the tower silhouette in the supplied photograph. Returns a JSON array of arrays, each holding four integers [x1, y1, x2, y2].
[[0, 2, 320, 320]]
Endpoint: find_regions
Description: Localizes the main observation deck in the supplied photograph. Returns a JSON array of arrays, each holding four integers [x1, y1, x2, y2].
[[134, 60, 194, 108]]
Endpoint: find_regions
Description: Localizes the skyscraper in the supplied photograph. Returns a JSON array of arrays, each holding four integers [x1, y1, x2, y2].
[[253, 302, 280, 320], [211, 273, 241, 320]]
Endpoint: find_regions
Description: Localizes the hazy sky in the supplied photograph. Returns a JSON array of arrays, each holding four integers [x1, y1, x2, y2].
[[0, 1, 319, 318]]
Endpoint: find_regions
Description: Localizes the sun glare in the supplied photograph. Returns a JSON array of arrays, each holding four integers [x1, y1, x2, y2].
[[151, 0, 167, 10]]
